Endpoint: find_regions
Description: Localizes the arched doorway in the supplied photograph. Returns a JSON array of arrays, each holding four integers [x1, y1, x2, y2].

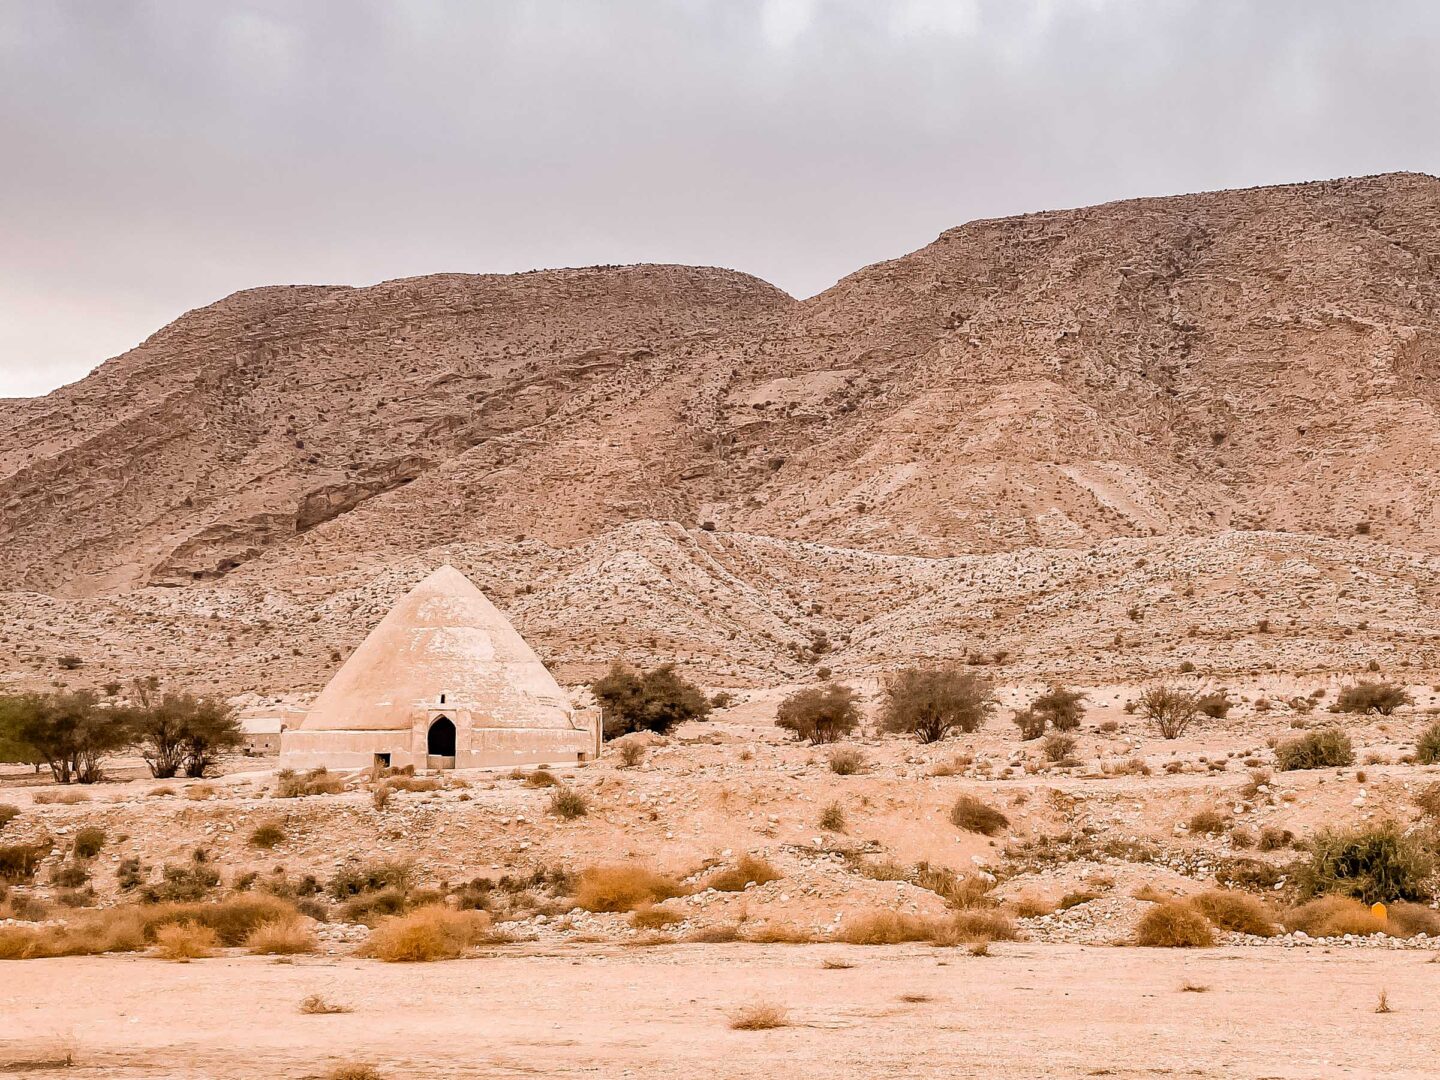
[[427, 716, 456, 757]]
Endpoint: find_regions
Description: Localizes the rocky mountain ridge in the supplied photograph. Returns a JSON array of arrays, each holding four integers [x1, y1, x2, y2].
[[3, 172, 1439, 692]]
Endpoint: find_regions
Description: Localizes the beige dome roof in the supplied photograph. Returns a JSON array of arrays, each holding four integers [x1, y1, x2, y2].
[[298, 565, 575, 732]]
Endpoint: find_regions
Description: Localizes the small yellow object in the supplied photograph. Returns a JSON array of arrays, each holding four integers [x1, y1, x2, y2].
[[1371, 902, 1388, 921]]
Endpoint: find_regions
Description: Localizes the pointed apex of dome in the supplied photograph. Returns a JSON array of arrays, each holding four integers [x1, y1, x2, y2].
[[412, 563, 480, 595]]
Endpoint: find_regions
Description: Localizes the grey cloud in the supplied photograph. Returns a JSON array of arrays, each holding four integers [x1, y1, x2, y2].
[[2, 0, 1438, 395]]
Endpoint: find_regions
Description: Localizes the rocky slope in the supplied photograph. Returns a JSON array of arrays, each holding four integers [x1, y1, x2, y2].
[[3, 173, 1440, 692]]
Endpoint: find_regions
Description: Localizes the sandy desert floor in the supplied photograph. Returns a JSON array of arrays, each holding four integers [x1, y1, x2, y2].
[[1, 943, 1434, 1079]]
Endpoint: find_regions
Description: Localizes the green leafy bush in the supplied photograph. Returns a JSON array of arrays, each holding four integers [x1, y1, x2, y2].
[[775, 682, 860, 744], [1274, 728, 1354, 771], [1336, 682, 1413, 716], [593, 662, 711, 737], [1295, 822, 1433, 904], [879, 666, 995, 743]]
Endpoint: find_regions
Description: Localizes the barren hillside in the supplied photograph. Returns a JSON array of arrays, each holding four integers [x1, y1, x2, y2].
[[3, 172, 1440, 693]]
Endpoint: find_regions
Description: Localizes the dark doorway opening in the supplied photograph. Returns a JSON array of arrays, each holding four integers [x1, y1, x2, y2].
[[374, 752, 391, 769], [427, 716, 456, 757]]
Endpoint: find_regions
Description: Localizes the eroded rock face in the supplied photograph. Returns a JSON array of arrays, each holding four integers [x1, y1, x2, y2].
[[3, 173, 1440, 691]]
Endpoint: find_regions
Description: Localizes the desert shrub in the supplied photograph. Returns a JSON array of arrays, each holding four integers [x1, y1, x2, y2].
[[32, 789, 90, 805], [836, 909, 1015, 946], [125, 684, 243, 779], [593, 661, 711, 737], [933, 909, 1018, 945], [629, 906, 684, 930], [328, 860, 413, 900], [1336, 682, 1413, 716], [573, 865, 683, 912], [1187, 890, 1277, 936], [70, 827, 106, 859], [674, 925, 736, 945], [949, 795, 1009, 836], [0, 841, 50, 883], [116, 857, 146, 892], [519, 768, 558, 788], [0, 805, 18, 832], [140, 850, 221, 903], [548, 788, 589, 819], [342, 888, 408, 925], [775, 682, 860, 744], [153, 921, 218, 960], [706, 855, 781, 893], [911, 862, 990, 909], [1295, 822, 1433, 904], [1274, 728, 1354, 771], [325, 1066, 384, 1080], [1012, 709, 1046, 741], [372, 777, 437, 796], [827, 746, 866, 775], [1030, 686, 1086, 731], [275, 767, 345, 798], [361, 905, 491, 962], [249, 822, 286, 849], [818, 802, 846, 832], [50, 862, 90, 888], [1137, 685, 1201, 739], [1187, 810, 1229, 836], [300, 994, 352, 1015], [245, 918, 317, 955], [1213, 856, 1285, 891], [1282, 896, 1388, 937], [1416, 722, 1440, 766], [879, 666, 995, 743], [617, 741, 646, 768], [0, 689, 129, 784], [1134, 901, 1213, 947], [1414, 782, 1440, 819], [1041, 733, 1075, 763], [372, 784, 394, 811], [1058, 890, 1100, 910], [1387, 901, 1440, 937], [836, 911, 943, 944], [729, 1003, 790, 1030], [1257, 826, 1296, 852], [0, 906, 144, 959], [1196, 692, 1233, 719]]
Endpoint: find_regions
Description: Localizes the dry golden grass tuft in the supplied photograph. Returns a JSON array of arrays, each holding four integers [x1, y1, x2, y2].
[[325, 1064, 385, 1080], [820, 957, 854, 969], [245, 918, 317, 955], [834, 909, 1016, 947], [742, 923, 822, 944], [1281, 897, 1387, 938], [628, 906, 684, 930], [1387, 901, 1440, 937], [573, 865, 683, 912], [728, 1003, 790, 1030], [360, 906, 491, 962], [153, 921, 218, 961], [1187, 890, 1278, 937], [705, 855, 781, 893], [1134, 902, 1213, 947], [0, 895, 299, 960], [33, 789, 89, 805], [300, 994, 352, 1015], [685, 924, 741, 943], [949, 795, 1009, 835], [1009, 894, 1057, 918]]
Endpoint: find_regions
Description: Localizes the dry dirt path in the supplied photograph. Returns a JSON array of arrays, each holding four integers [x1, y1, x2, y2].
[[0, 943, 1434, 1078]]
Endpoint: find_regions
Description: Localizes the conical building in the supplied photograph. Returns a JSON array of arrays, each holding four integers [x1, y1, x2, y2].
[[280, 566, 600, 770]]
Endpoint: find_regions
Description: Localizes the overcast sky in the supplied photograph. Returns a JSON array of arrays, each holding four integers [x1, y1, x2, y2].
[[2, 0, 1438, 397]]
